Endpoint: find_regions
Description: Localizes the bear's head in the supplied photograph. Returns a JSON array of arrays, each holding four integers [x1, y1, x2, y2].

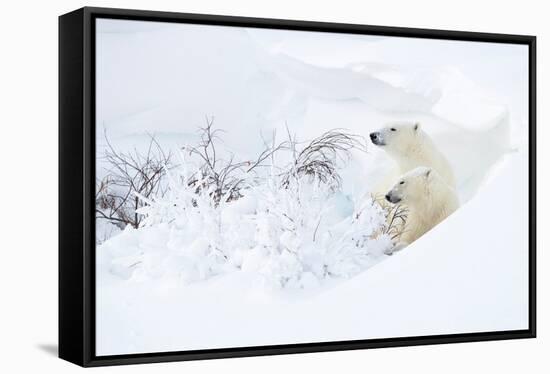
[[385, 166, 433, 205], [369, 122, 422, 152]]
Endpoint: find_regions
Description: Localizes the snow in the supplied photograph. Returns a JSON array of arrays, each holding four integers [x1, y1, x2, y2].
[[97, 150, 528, 355], [94, 18, 529, 356]]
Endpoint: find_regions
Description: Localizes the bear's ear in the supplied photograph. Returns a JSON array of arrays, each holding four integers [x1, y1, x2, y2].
[[414, 122, 420, 131]]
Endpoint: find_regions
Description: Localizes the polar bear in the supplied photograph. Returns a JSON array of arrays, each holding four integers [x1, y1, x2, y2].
[[370, 122, 456, 192], [384, 166, 459, 254]]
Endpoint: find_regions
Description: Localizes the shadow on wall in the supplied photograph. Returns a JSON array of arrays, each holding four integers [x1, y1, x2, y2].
[[36, 344, 58, 357]]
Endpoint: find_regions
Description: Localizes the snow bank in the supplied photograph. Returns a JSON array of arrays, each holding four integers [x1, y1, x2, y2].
[[96, 149, 528, 355]]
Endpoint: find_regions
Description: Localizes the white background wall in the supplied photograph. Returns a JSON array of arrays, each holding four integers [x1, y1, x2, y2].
[[0, 0, 546, 372]]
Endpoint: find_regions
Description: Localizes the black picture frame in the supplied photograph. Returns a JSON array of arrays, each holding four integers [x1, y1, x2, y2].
[[59, 6, 537, 367]]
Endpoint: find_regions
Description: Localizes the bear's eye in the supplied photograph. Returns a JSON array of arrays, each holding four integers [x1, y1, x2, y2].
[[399, 181, 405, 185], [390, 128, 397, 131]]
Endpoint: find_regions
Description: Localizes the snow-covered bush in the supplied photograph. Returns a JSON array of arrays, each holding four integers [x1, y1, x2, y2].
[[135, 150, 243, 282], [247, 172, 391, 289], [99, 124, 393, 289]]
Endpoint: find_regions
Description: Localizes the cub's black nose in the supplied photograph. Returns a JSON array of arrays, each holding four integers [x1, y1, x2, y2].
[[370, 132, 378, 141], [385, 193, 391, 202]]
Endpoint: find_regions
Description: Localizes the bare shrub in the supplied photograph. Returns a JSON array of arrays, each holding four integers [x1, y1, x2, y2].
[[182, 117, 251, 204], [281, 128, 368, 190], [96, 132, 171, 229], [179, 118, 369, 206], [182, 117, 291, 205], [372, 193, 409, 241]]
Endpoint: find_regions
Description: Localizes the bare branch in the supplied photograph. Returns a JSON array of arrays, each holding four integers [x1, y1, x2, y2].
[[96, 132, 172, 229], [281, 129, 368, 190]]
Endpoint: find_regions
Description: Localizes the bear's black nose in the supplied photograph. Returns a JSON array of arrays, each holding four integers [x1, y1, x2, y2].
[[385, 193, 391, 202], [370, 132, 384, 145]]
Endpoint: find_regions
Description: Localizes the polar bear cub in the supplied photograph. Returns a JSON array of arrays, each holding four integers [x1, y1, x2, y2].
[[370, 122, 456, 191], [384, 166, 459, 254]]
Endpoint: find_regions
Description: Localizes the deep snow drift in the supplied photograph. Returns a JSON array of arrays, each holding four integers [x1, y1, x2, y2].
[[96, 149, 529, 354], [94, 19, 530, 355]]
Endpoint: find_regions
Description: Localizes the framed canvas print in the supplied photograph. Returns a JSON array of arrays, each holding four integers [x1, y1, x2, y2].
[[59, 7, 536, 367]]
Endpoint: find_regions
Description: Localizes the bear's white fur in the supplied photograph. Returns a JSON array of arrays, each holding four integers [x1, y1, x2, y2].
[[370, 122, 456, 192], [384, 167, 459, 253]]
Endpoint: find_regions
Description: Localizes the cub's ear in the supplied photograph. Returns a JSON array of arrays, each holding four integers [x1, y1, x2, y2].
[[414, 122, 420, 131]]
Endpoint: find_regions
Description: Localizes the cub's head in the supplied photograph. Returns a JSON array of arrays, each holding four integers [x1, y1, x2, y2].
[[369, 122, 422, 151], [385, 167, 433, 205]]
